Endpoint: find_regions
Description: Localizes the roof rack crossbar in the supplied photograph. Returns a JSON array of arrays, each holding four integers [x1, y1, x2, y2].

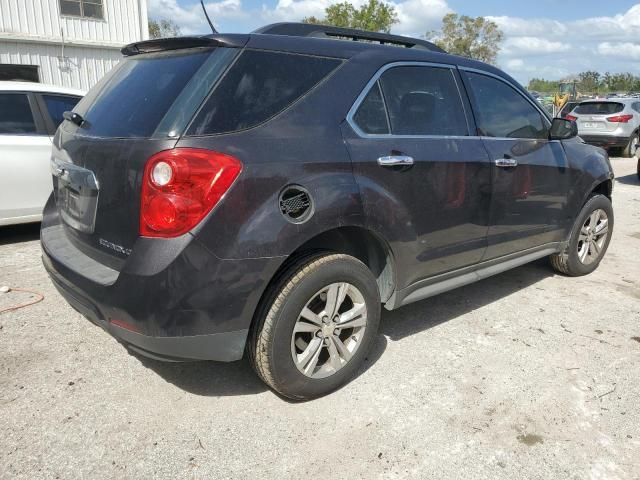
[[253, 23, 445, 53]]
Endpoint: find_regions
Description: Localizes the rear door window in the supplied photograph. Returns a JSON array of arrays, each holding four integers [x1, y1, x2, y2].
[[381, 66, 468, 136], [465, 72, 548, 139], [0, 93, 37, 134], [574, 102, 624, 115], [187, 50, 342, 135], [352, 65, 468, 136], [73, 48, 235, 138], [43, 94, 81, 127]]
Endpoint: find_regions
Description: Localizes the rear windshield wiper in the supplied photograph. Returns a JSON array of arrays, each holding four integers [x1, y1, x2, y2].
[[63, 111, 86, 128]]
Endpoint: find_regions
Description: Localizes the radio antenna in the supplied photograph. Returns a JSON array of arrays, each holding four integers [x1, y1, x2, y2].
[[200, 0, 218, 34]]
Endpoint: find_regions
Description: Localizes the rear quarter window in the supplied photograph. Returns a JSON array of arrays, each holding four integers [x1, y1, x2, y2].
[[574, 102, 624, 115], [353, 83, 389, 135], [187, 50, 342, 136], [43, 94, 81, 127]]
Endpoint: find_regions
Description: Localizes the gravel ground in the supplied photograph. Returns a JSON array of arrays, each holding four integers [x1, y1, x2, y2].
[[1, 157, 639, 480]]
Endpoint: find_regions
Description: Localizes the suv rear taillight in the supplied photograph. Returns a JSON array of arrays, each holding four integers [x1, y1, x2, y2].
[[606, 114, 633, 123], [565, 114, 577, 121], [140, 148, 242, 237]]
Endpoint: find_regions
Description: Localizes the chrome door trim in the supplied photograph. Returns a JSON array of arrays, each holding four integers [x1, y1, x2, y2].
[[377, 155, 414, 167]]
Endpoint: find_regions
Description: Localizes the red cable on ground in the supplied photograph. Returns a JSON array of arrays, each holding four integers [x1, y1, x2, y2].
[[0, 288, 45, 315]]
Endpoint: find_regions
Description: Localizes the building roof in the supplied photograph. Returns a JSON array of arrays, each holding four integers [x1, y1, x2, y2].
[[0, 81, 85, 96]]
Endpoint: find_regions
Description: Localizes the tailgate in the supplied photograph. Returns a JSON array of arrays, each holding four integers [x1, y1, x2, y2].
[[574, 101, 625, 134], [51, 46, 239, 267]]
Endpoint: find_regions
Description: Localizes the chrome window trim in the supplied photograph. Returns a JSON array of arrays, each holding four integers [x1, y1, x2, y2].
[[346, 61, 473, 139], [376, 81, 392, 134]]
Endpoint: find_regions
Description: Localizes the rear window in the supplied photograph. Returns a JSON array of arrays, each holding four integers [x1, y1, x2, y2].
[[73, 48, 236, 138], [187, 50, 342, 135], [574, 102, 624, 115]]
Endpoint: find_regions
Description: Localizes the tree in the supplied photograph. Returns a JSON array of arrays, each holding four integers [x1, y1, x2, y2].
[[303, 0, 398, 33], [527, 78, 559, 94], [578, 71, 600, 93], [526, 71, 640, 96], [602, 72, 612, 91], [148, 19, 181, 39], [427, 13, 503, 65]]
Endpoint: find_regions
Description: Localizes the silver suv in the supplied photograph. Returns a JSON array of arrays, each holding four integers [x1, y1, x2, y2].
[[567, 98, 640, 157]]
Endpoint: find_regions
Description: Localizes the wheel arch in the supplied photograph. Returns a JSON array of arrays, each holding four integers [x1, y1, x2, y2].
[[590, 178, 613, 200], [254, 226, 396, 321]]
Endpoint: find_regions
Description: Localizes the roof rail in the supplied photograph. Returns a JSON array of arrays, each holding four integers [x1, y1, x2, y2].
[[253, 23, 446, 53]]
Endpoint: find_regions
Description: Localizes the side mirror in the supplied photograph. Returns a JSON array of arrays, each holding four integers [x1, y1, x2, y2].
[[549, 117, 578, 140]]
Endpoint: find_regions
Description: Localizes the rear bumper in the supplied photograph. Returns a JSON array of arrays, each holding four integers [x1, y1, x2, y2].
[[45, 264, 248, 361], [579, 134, 629, 148], [41, 197, 285, 362]]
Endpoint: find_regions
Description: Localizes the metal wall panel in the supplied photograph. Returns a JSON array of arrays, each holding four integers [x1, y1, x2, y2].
[[0, 0, 148, 44], [0, 0, 147, 89], [0, 40, 122, 90]]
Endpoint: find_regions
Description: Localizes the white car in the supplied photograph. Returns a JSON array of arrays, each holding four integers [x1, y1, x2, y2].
[[0, 81, 85, 226]]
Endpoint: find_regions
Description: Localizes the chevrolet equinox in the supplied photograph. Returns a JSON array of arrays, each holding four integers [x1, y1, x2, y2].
[[42, 23, 615, 400]]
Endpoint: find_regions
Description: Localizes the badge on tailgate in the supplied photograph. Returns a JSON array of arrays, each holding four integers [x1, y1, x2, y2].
[[51, 157, 100, 234]]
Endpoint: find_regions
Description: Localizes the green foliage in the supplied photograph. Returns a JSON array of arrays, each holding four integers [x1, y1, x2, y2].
[[149, 19, 181, 39], [578, 71, 600, 93], [527, 78, 560, 93], [600, 72, 640, 92], [528, 71, 640, 94], [427, 13, 504, 65], [303, 0, 399, 33]]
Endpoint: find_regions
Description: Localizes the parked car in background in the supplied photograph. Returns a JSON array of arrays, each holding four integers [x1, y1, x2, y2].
[[558, 101, 580, 119], [0, 82, 84, 226], [567, 98, 640, 157], [42, 23, 614, 400]]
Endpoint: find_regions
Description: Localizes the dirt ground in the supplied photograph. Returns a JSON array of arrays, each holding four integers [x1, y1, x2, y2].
[[1, 157, 639, 480]]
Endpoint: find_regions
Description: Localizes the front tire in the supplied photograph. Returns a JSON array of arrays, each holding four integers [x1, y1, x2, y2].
[[249, 253, 381, 400], [550, 194, 613, 276]]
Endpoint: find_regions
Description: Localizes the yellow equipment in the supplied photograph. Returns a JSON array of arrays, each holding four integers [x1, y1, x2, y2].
[[553, 79, 579, 116]]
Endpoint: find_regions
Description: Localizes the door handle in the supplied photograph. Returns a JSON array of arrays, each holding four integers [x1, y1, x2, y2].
[[377, 155, 414, 167], [494, 158, 518, 168]]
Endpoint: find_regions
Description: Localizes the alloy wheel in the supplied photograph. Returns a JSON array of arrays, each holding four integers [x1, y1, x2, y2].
[[577, 208, 609, 265], [291, 282, 367, 379]]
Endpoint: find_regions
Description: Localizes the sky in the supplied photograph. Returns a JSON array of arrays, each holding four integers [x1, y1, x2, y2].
[[147, 0, 640, 85]]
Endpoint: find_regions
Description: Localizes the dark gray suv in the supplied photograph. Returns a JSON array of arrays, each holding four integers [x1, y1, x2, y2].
[[42, 23, 615, 400]]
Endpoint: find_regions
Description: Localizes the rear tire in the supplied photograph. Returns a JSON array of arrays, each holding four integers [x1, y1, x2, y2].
[[622, 131, 639, 158], [249, 253, 381, 400], [550, 194, 613, 276]]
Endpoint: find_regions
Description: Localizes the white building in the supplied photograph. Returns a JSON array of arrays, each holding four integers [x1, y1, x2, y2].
[[0, 0, 149, 90]]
